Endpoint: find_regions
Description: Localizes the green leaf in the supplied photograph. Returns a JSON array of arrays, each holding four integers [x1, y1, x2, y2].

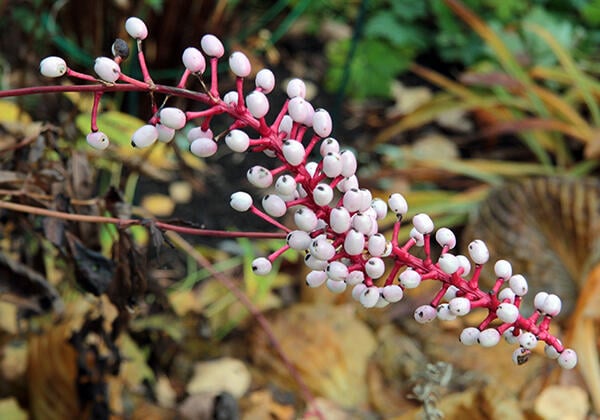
[[390, 0, 427, 20], [364, 12, 429, 49]]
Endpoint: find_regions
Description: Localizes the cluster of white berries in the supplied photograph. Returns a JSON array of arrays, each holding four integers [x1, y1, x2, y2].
[[37, 16, 577, 370]]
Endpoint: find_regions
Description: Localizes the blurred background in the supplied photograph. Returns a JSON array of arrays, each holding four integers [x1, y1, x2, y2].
[[0, 0, 599, 418]]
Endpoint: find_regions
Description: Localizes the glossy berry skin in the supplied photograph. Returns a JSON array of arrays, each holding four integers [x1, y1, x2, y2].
[[225, 130, 250, 153], [182, 47, 206, 73], [94, 57, 120, 83], [40, 56, 67, 78], [190, 137, 218, 157], [230, 192, 252, 212], [468, 239, 489, 265], [131, 124, 159, 148], [251, 257, 272, 275], [125, 17, 148, 40], [201, 34, 225, 57], [229, 51, 251, 77], [246, 91, 269, 118], [255, 69, 275, 93], [159, 107, 186, 130], [86, 131, 110, 150]]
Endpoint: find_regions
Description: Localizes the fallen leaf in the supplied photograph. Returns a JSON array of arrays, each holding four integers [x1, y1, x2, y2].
[[186, 357, 251, 398]]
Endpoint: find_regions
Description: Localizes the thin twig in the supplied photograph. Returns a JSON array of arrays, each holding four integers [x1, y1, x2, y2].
[[0, 200, 286, 239]]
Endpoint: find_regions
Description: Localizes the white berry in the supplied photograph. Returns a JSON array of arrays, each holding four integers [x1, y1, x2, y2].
[[496, 302, 519, 324], [477, 328, 500, 347], [94, 57, 120, 83], [509, 274, 528, 296], [125, 17, 148, 40], [435, 228, 456, 249], [182, 47, 206, 73], [229, 51, 251, 77], [159, 107, 186, 130], [557, 349, 577, 369], [246, 166, 273, 188], [252, 257, 272, 275], [414, 305, 437, 323], [382, 285, 403, 303], [459, 327, 480, 346], [359, 286, 380, 308], [399, 269, 421, 289], [282, 139, 305, 166], [86, 131, 110, 150], [230, 191, 253, 212], [313, 108, 332, 138], [255, 69, 275, 93], [131, 124, 159, 148], [468, 239, 489, 265], [201, 34, 224, 58], [190, 137, 218, 157], [388, 193, 408, 216], [225, 129, 250, 153], [40, 56, 67, 78]]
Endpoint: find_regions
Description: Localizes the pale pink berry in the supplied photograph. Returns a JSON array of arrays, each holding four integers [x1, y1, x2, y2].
[[200, 34, 224, 58], [343, 229, 365, 256], [478, 328, 501, 347], [252, 257, 272, 275], [367, 233, 387, 257], [190, 137, 218, 157], [322, 152, 342, 178], [230, 191, 253, 212], [340, 150, 357, 177], [365, 257, 385, 279], [282, 139, 305, 166], [326, 279, 347, 294], [382, 285, 403, 303], [468, 239, 489, 265], [156, 124, 175, 143], [306, 270, 327, 288], [275, 175, 296, 196], [435, 228, 456, 249], [255, 69, 275, 93], [351, 213, 372, 235], [399, 269, 421, 289], [39, 56, 67, 78], [448, 297, 471, 316], [457, 255, 471, 277], [94, 57, 120, 83], [413, 213, 434, 235], [534, 291, 550, 312], [286, 230, 312, 250], [336, 175, 359, 193], [125, 17, 148, 40], [360, 286, 380, 308], [343, 188, 362, 213], [358, 189, 372, 212], [320, 137, 339, 156], [459, 327, 480, 346], [312, 183, 334, 206], [518, 332, 538, 350], [246, 166, 273, 188], [329, 207, 351, 234], [309, 237, 335, 261], [436, 304, 456, 321], [304, 161, 318, 177], [159, 107, 186, 130], [288, 97, 308, 123], [229, 51, 251, 77], [286, 78, 306, 98], [262, 194, 287, 217], [246, 91, 269, 118], [541, 294, 562, 317], [496, 302, 519, 323], [557, 349, 577, 369], [294, 207, 318, 231], [86, 131, 110, 150], [443, 285, 459, 301], [370, 198, 388, 220], [304, 253, 327, 271], [414, 305, 437, 323], [182, 47, 206, 73], [326, 261, 349, 281], [438, 253, 460, 274], [509, 274, 528, 296], [225, 129, 250, 153], [131, 124, 159, 148], [223, 91, 239, 106], [388, 193, 408, 216], [313, 109, 332, 137], [494, 259, 512, 280]]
